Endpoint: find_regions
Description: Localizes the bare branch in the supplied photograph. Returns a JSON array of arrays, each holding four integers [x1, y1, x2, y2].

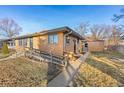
[[75, 22, 89, 37], [0, 18, 22, 38], [112, 14, 124, 22]]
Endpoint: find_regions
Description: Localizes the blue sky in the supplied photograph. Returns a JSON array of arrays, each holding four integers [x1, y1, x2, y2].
[[0, 5, 123, 35]]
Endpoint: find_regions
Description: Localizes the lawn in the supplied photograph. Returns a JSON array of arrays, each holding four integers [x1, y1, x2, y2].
[[73, 51, 124, 87], [0, 57, 50, 87]]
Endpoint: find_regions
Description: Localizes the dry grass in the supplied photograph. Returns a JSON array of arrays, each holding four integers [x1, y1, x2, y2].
[[0, 57, 48, 87], [93, 51, 124, 59], [73, 63, 118, 87], [73, 51, 124, 87]]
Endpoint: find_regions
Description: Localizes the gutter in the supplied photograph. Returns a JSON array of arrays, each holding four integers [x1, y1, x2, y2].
[[65, 30, 72, 36]]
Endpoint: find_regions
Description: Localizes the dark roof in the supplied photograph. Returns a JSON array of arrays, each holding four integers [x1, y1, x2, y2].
[[35, 26, 84, 39], [87, 40, 104, 42], [121, 35, 124, 40], [0, 26, 84, 41], [0, 38, 13, 42]]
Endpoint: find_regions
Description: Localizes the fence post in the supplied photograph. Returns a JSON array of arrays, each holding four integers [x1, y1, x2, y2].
[[24, 51, 26, 57], [51, 53, 53, 63], [16, 51, 17, 58]]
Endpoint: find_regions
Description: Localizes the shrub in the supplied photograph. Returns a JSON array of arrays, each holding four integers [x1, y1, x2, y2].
[[2, 42, 9, 54], [107, 45, 118, 51]]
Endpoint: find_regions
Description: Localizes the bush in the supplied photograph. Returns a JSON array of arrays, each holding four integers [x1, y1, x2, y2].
[[2, 42, 9, 54], [107, 45, 118, 51]]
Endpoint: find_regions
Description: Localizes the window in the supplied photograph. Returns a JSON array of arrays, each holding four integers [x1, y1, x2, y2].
[[10, 42, 12, 46], [54, 34, 58, 43], [23, 38, 27, 47], [8, 42, 10, 46], [48, 34, 58, 44], [85, 43, 88, 47], [19, 39, 23, 46], [29, 38, 33, 48], [48, 35, 53, 43], [18, 39, 28, 47], [8, 40, 15, 46], [66, 36, 70, 44]]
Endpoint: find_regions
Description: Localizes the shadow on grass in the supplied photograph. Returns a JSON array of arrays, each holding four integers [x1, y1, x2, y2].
[[86, 58, 124, 85], [92, 51, 124, 59], [47, 63, 63, 83]]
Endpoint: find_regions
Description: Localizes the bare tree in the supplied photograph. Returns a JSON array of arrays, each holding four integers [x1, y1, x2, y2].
[[101, 25, 123, 46], [112, 8, 124, 37], [0, 18, 22, 38], [89, 24, 122, 47], [90, 24, 107, 40], [113, 8, 124, 22], [75, 22, 89, 37], [109, 25, 123, 45]]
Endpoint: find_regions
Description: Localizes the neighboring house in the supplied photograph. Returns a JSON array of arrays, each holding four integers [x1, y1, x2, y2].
[[0, 26, 84, 57], [87, 40, 104, 52], [117, 35, 124, 55], [120, 35, 124, 45], [0, 39, 3, 48], [0, 38, 15, 49]]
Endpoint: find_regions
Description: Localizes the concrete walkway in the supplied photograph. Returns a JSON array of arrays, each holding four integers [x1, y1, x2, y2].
[[110, 57, 124, 65], [0, 52, 24, 61], [48, 52, 89, 87]]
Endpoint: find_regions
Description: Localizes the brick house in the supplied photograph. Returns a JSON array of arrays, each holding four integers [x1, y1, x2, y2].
[[0, 26, 84, 57]]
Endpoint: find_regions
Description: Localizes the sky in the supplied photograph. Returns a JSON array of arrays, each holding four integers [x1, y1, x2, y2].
[[0, 5, 123, 35]]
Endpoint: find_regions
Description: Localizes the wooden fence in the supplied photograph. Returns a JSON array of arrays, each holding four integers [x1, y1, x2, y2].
[[117, 45, 124, 55]]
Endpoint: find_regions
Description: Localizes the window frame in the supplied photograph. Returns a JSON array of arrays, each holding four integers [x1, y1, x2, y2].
[[48, 34, 58, 44], [23, 38, 28, 47], [19, 39, 23, 46], [29, 38, 33, 48]]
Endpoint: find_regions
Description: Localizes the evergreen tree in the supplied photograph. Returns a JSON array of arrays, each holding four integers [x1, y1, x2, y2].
[[2, 42, 9, 54]]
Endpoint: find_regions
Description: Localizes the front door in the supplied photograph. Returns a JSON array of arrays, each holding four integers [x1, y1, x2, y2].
[[73, 40, 76, 54], [83, 43, 88, 52], [29, 38, 33, 49]]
